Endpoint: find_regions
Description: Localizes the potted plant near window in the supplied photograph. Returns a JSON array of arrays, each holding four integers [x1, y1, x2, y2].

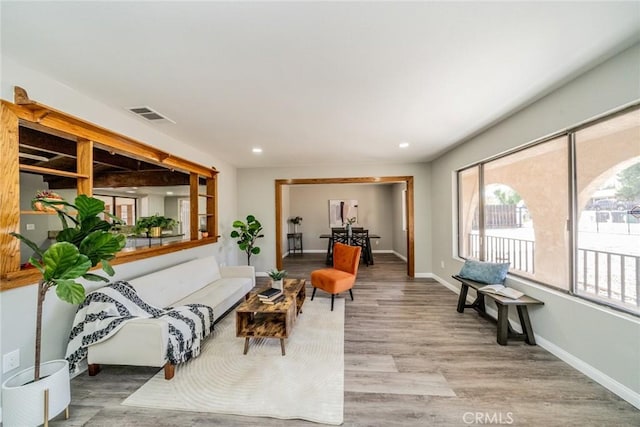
[[268, 269, 287, 290], [2, 194, 126, 426], [134, 214, 177, 237]]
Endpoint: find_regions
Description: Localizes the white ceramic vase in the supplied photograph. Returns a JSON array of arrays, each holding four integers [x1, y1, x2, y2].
[[2, 359, 70, 426], [272, 279, 283, 290]]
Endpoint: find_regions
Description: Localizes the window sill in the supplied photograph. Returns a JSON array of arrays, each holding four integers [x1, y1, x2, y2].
[[0, 237, 218, 291]]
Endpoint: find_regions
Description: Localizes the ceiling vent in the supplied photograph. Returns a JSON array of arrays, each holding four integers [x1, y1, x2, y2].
[[127, 106, 175, 123]]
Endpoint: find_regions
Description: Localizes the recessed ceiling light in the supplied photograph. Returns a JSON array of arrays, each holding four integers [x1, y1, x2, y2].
[[399, 142, 410, 148], [125, 190, 136, 194], [252, 148, 263, 154], [166, 191, 174, 195]]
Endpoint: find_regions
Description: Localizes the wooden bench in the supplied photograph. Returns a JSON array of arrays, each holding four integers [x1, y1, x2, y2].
[[453, 275, 544, 346]]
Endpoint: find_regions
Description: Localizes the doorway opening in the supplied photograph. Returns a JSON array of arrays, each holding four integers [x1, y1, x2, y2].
[[274, 176, 415, 277]]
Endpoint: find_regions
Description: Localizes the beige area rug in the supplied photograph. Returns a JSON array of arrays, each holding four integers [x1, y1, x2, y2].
[[122, 297, 345, 425]]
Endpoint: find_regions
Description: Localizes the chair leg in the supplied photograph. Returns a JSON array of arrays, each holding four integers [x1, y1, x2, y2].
[[311, 287, 317, 300], [331, 294, 335, 311], [349, 289, 354, 300]]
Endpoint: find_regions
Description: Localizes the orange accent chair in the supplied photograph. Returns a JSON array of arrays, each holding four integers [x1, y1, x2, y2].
[[310, 242, 362, 311]]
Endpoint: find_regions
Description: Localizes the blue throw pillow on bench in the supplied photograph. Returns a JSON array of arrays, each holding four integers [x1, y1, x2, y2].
[[458, 260, 510, 284]]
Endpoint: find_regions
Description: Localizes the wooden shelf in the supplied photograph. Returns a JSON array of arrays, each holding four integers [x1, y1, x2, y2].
[[198, 193, 214, 198], [19, 164, 89, 179]]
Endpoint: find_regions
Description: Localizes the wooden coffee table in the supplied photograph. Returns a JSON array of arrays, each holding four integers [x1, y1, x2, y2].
[[235, 278, 306, 355]]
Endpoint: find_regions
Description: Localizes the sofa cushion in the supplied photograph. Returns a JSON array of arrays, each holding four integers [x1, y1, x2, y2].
[[173, 277, 253, 318], [130, 256, 222, 308]]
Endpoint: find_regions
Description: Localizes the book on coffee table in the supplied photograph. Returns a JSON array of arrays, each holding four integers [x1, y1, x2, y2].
[[261, 294, 285, 305], [258, 287, 281, 299]]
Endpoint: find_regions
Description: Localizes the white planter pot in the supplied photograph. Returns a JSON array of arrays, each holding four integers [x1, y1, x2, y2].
[[272, 279, 283, 290], [2, 359, 70, 426]]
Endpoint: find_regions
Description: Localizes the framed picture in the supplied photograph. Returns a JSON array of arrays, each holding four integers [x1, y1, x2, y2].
[[329, 199, 358, 227]]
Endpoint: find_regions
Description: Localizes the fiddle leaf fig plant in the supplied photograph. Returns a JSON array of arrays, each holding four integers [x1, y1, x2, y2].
[[230, 214, 264, 265], [10, 194, 126, 381]]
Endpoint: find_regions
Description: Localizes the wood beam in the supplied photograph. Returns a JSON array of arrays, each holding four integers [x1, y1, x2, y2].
[[19, 126, 76, 158], [207, 176, 217, 238], [77, 138, 93, 196], [47, 170, 191, 189], [0, 103, 21, 275], [190, 173, 199, 240]]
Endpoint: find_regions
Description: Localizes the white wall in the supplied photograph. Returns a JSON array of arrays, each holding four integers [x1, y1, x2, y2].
[[287, 183, 396, 253], [236, 163, 431, 274], [391, 183, 408, 259], [0, 57, 240, 411], [430, 43, 640, 407]]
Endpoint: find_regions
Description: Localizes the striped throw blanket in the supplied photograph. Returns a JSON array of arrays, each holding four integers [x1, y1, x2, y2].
[[65, 280, 214, 373]]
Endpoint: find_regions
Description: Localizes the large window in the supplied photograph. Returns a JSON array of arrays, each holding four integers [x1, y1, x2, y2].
[[458, 107, 639, 315], [575, 110, 640, 313]]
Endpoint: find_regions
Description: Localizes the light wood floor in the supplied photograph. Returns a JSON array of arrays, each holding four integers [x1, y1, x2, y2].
[[51, 253, 639, 426]]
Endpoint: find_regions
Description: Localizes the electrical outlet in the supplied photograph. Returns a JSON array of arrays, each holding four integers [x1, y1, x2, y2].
[[26, 223, 35, 230], [3, 349, 20, 373], [440, 260, 445, 269]]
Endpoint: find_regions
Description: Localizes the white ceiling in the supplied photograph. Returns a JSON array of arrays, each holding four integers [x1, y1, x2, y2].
[[2, 1, 639, 168]]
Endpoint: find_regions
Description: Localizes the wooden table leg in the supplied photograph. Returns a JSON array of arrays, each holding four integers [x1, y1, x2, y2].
[[517, 305, 536, 345], [457, 284, 469, 313], [496, 303, 509, 345], [243, 337, 250, 355], [280, 339, 286, 356]]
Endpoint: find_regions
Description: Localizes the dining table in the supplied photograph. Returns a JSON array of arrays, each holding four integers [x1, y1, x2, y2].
[[319, 230, 380, 265]]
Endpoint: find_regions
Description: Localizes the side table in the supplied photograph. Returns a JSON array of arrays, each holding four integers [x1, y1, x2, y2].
[[287, 232, 303, 255]]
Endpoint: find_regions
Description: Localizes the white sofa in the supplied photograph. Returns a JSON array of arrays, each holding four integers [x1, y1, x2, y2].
[[86, 255, 254, 379]]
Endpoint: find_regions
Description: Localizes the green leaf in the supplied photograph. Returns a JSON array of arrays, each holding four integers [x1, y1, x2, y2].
[[238, 242, 248, 250], [56, 227, 83, 246], [246, 215, 256, 222], [55, 280, 86, 304], [232, 220, 245, 228], [28, 257, 45, 274], [251, 247, 261, 255], [75, 195, 105, 221], [79, 231, 126, 266], [10, 232, 44, 260], [101, 258, 115, 276], [82, 273, 109, 282], [80, 216, 109, 233], [42, 242, 91, 281], [230, 230, 239, 238]]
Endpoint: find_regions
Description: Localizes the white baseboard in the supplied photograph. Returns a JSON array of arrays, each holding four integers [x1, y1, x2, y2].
[[392, 251, 407, 262], [535, 335, 640, 409], [430, 272, 640, 410]]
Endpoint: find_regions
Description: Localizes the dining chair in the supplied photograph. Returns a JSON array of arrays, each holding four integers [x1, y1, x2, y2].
[[350, 229, 371, 266], [310, 242, 362, 311], [326, 228, 349, 264]]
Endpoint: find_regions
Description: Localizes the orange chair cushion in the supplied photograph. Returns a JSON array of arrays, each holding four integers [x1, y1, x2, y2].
[[333, 243, 361, 275], [311, 268, 356, 294]]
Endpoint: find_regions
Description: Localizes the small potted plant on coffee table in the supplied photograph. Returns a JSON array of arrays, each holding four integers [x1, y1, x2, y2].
[[267, 269, 287, 291]]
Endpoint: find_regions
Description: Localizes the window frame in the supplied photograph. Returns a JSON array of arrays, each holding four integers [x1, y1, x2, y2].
[[0, 88, 219, 291], [456, 102, 640, 316]]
